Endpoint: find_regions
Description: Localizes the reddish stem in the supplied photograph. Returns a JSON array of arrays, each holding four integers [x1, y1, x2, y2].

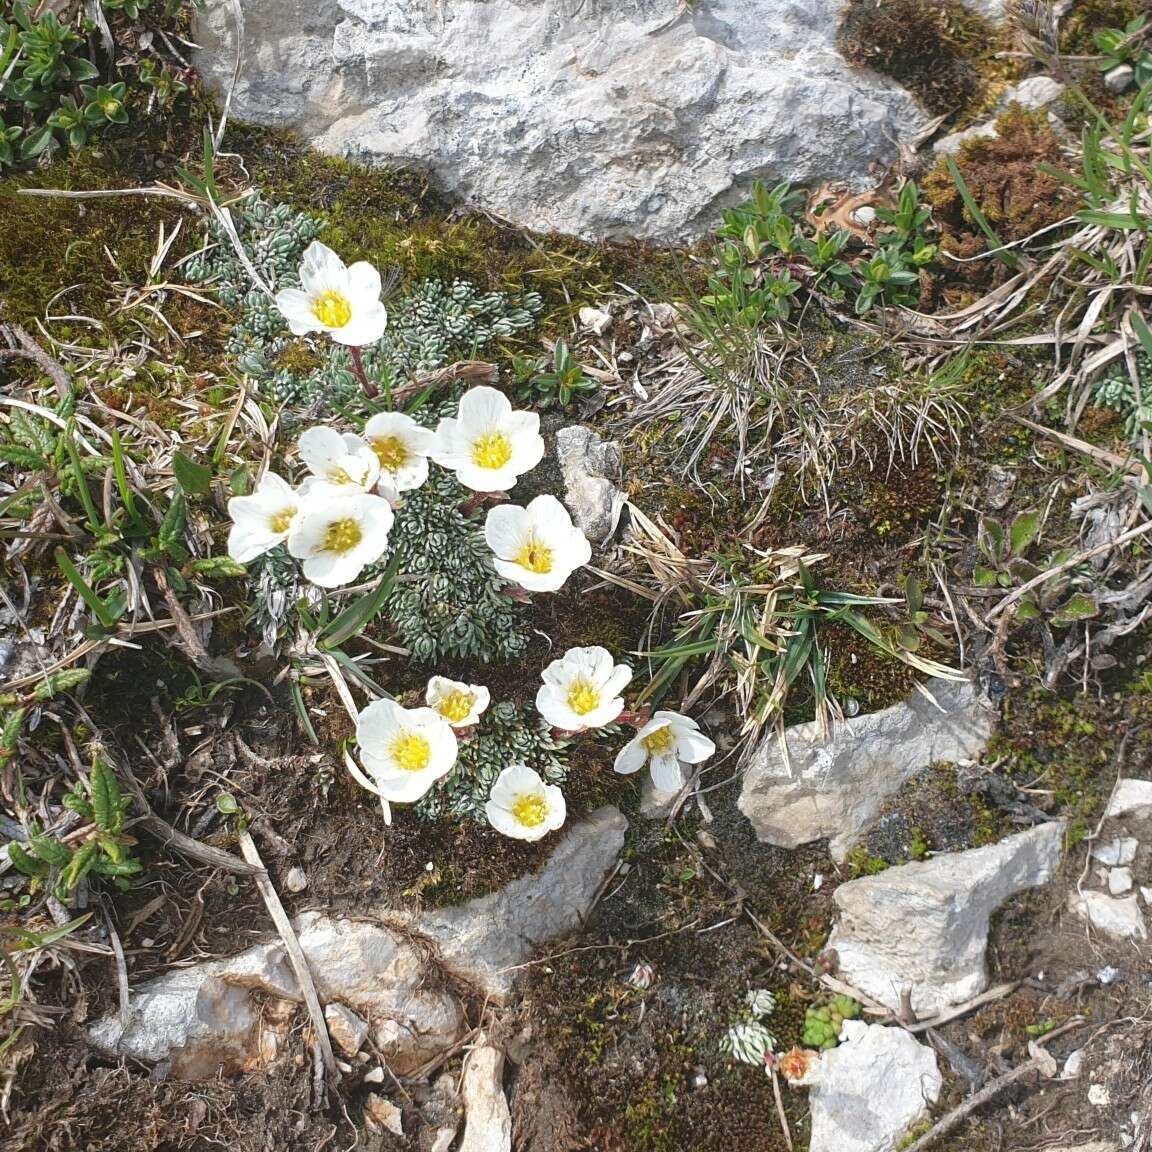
[[349, 346, 378, 399]]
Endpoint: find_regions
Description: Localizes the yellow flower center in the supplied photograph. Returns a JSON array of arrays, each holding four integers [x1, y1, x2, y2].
[[514, 535, 553, 575], [471, 431, 513, 471], [511, 793, 547, 828], [370, 435, 410, 474], [270, 508, 296, 534], [312, 290, 352, 328], [566, 678, 601, 716], [323, 518, 363, 555], [437, 691, 475, 724], [390, 732, 431, 772], [642, 726, 677, 756]]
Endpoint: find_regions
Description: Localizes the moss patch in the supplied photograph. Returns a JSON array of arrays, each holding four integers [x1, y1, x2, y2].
[[838, 0, 1004, 118]]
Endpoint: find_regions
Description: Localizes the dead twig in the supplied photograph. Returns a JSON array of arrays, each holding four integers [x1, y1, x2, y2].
[[239, 831, 338, 1087], [901, 1017, 1088, 1152], [0, 321, 72, 400]]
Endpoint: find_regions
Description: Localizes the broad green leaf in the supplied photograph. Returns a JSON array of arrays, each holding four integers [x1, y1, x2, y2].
[[172, 451, 213, 497], [1010, 510, 1041, 557]]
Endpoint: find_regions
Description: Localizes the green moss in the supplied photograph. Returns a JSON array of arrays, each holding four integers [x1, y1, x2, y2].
[[227, 122, 694, 335], [847, 844, 890, 877]]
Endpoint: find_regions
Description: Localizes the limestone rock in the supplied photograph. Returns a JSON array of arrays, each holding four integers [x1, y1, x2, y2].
[[1104, 63, 1135, 94], [1092, 837, 1138, 867], [192, 0, 929, 243], [89, 915, 464, 1077], [324, 1002, 369, 1056], [555, 426, 623, 544], [828, 823, 1065, 1016], [808, 1021, 942, 1152], [1106, 779, 1152, 820], [639, 776, 678, 820], [739, 680, 993, 862], [365, 1094, 404, 1136], [459, 1036, 512, 1152], [411, 806, 627, 1001], [1108, 867, 1133, 896], [1069, 890, 1148, 942]]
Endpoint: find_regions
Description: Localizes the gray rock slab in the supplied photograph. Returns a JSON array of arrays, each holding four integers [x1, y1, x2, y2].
[[808, 1020, 942, 1152], [828, 823, 1065, 1016], [739, 680, 993, 862]]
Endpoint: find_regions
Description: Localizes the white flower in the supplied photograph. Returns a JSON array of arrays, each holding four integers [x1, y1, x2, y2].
[[226, 471, 299, 563], [425, 676, 490, 728], [286, 491, 394, 588], [274, 241, 388, 346], [363, 411, 435, 496], [485, 764, 566, 841], [484, 495, 591, 593], [356, 698, 458, 804], [613, 710, 716, 792], [430, 385, 545, 492], [536, 646, 632, 731], [296, 426, 380, 497]]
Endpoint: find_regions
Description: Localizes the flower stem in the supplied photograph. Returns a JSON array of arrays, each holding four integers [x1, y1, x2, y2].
[[349, 346, 378, 399]]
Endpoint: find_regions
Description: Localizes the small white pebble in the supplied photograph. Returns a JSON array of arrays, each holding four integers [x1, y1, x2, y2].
[[1088, 1084, 1111, 1107], [284, 866, 308, 893], [1096, 966, 1121, 985], [363, 1067, 386, 1084], [812, 873, 824, 891]]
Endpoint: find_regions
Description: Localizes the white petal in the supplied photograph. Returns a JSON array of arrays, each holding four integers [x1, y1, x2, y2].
[[471, 686, 491, 717], [227, 521, 277, 563], [275, 288, 320, 334], [602, 664, 634, 698], [488, 763, 542, 808], [333, 302, 388, 347], [541, 784, 567, 833], [357, 699, 402, 748], [675, 728, 716, 764], [484, 504, 528, 560], [613, 737, 648, 775], [376, 771, 439, 803], [536, 685, 585, 731], [494, 558, 568, 593], [649, 754, 686, 793], [454, 460, 519, 493], [303, 549, 363, 588], [428, 417, 464, 467], [487, 802, 533, 839], [458, 385, 512, 429], [297, 426, 349, 478], [299, 241, 348, 297], [345, 260, 382, 302]]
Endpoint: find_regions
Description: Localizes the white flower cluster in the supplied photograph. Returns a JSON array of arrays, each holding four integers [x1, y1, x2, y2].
[[231, 243, 718, 841], [352, 647, 718, 840], [225, 385, 591, 590]]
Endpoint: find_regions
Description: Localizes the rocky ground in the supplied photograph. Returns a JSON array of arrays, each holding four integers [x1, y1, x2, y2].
[[3, 2, 1152, 1152]]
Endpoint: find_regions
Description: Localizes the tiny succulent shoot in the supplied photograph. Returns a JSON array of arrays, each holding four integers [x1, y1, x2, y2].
[[286, 491, 394, 588], [484, 494, 591, 593], [296, 426, 380, 497], [356, 699, 459, 803], [426, 675, 491, 728], [485, 764, 567, 841], [226, 472, 300, 563], [613, 709, 716, 792], [536, 645, 632, 731], [274, 240, 388, 347], [431, 385, 545, 492], [363, 411, 435, 496]]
